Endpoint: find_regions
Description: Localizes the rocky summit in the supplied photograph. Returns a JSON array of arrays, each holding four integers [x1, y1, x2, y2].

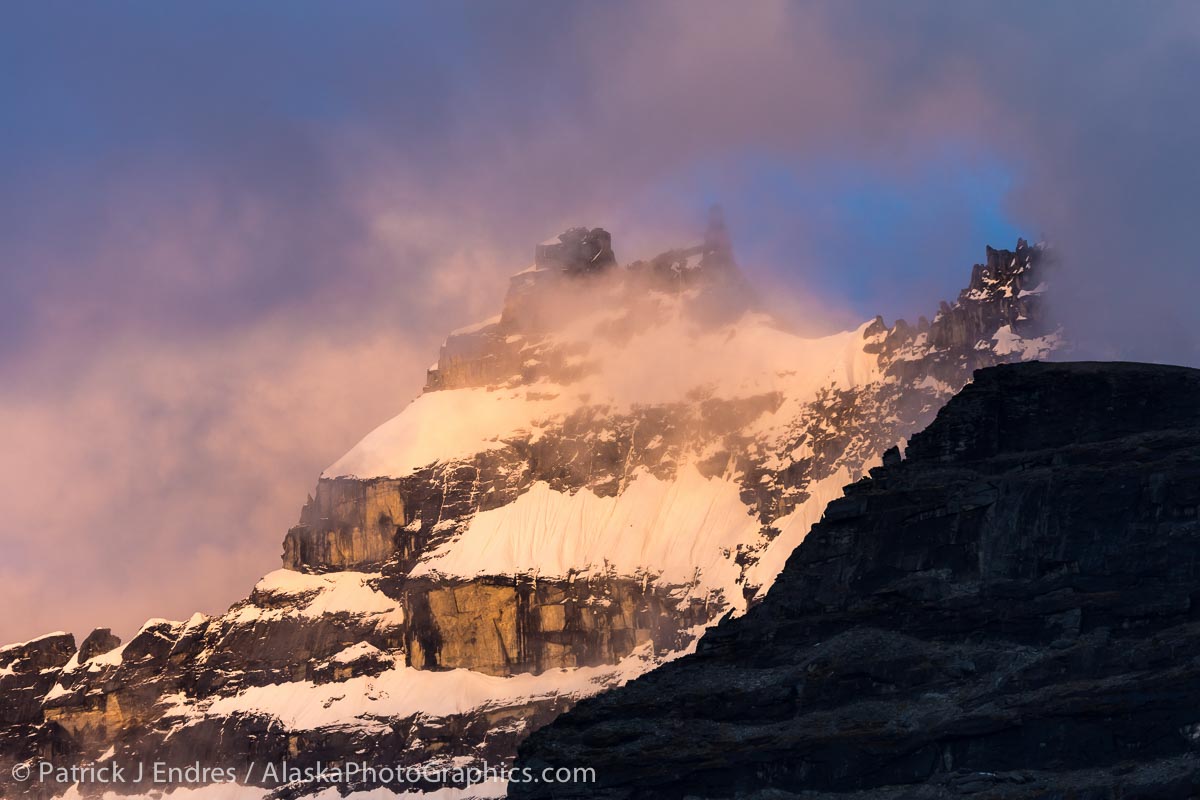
[[0, 220, 1059, 799], [514, 361, 1200, 800]]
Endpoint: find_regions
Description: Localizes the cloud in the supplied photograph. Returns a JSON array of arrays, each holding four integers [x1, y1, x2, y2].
[[0, 1, 1197, 641], [0, 323, 426, 640]]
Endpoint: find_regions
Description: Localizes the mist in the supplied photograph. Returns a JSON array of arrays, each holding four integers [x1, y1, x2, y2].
[[1, 1, 1197, 644]]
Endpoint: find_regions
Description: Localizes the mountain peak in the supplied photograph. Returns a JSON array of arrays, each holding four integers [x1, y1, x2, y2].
[[426, 219, 756, 393], [533, 226, 617, 274], [1, 226, 1065, 800]]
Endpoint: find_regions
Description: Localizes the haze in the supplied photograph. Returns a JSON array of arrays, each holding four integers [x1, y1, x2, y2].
[[1, 2, 1197, 644]]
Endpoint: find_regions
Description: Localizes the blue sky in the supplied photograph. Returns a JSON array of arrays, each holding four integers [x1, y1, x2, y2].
[[3, 2, 1192, 345], [624, 150, 1025, 319]]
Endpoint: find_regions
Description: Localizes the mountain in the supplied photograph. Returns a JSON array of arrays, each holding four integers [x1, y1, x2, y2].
[[0, 218, 1059, 799], [514, 361, 1200, 800]]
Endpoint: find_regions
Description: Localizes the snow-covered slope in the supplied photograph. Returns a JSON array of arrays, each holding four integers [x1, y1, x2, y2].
[[0, 223, 1059, 800], [324, 314, 881, 482]]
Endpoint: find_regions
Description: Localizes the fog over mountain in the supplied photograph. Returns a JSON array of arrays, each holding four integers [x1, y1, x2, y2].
[[0, 222, 1062, 799], [0, 1, 1196, 645]]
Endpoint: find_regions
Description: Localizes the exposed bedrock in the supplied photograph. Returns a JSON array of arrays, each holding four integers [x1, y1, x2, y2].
[[76, 629, 120, 664], [393, 576, 712, 677], [514, 361, 1200, 799], [0, 634, 75, 728], [4, 569, 703, 796], [283, 478, 406, 570]]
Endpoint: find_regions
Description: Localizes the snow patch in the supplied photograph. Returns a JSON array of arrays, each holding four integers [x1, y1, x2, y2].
[[913, 375, 955, 395], [323, 387, 568, 479], [992, 325, 1061, 361], [86, 641, 129, 669], [743, 465, 861, 590], [409, 466, 761, 607], [332, 642, 383, 664], [238, 571, 405, 628], [195, 650, 653, 733], [327, 310, 883, 480]]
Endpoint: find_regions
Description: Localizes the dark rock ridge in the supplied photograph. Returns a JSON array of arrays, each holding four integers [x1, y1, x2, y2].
[[0, 634, 75, 731], [514, 361, 1200, 799], [76, 629, 120, 664], [535, 227, 618, 274]]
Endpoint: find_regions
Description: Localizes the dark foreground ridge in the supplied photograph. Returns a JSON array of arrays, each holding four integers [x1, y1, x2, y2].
[[514, 361, 1200, 799]]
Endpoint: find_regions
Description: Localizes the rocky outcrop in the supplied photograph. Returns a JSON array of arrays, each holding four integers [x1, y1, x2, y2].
[[514, 361, 1200, 799], [535, 228, 617, 275], [0, 633, 75, 784], [76, 629, 119, 664], [3, 571, 674, 799], [283, 478, 407, 570], [0, 634, 75, 728], [397, 576, 710, 677]]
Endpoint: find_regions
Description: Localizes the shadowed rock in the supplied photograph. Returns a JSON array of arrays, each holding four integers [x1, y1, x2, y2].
[[514, 361, 1200, 799], [77, 628, 120, 664]]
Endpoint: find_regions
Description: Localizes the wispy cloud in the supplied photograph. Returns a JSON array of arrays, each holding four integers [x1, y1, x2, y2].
[[0, 1, 1196, 642]]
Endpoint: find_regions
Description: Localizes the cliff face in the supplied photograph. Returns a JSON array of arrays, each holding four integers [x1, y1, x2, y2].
[[0, 634, 75, 741], [0, 223, 1060, 800], [285, 237, 1055, 581], [398, 577, 710, 677], [514, 361, 1200, 800]]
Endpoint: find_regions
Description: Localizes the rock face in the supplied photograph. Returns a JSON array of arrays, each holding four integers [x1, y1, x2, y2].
[[76, 630, 120, 664], [535, 227, 618, 274], [514, 361, 1200, 800], [0, 223, 1060, 800], [0, 633, 75, 737]]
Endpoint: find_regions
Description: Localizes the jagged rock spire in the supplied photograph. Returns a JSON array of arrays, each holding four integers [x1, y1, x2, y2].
[[534, 227, 617, 274]]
